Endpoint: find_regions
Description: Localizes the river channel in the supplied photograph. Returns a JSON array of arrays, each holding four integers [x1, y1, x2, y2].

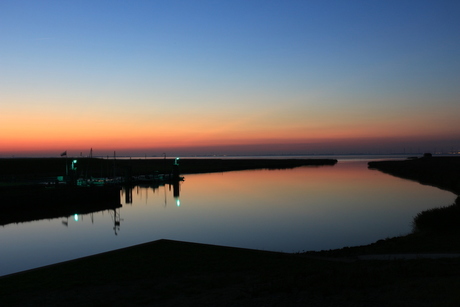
[[0, 158, 456, 276]]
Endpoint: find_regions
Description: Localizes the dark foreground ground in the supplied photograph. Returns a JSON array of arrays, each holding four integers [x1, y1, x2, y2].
[[1, 238, 460, 307], [1, 156, 460, 306]]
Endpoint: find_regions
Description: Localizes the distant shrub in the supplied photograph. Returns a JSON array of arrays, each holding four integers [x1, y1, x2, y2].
[[423, 152, 433, 158], [413, 197, 460, 233]]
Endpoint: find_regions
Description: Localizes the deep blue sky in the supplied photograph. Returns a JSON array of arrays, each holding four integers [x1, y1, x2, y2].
[[1, 1, 460, 156]]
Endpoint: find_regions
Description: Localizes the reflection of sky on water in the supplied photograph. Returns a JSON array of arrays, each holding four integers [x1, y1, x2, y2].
[[0, 160, 456, 276], [165, 161, 454, 252]]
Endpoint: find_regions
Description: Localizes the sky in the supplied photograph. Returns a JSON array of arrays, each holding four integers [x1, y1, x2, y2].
[[1, 0, 460, 157]]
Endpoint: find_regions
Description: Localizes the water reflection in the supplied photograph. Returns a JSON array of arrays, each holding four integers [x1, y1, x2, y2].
[[0, 182, 181, 235], [112, 208, 122, 235], [122, 181, 181, 207], [57, 207, 123, 236]]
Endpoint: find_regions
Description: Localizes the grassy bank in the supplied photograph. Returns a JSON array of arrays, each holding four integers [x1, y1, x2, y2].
[[413, 196, 460, 233]]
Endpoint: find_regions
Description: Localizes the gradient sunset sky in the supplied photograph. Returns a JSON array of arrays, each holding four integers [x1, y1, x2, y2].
[[1, 1, 459, 157]]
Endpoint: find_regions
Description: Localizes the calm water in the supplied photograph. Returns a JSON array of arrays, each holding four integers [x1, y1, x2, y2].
[[0, 159, 456, 276]]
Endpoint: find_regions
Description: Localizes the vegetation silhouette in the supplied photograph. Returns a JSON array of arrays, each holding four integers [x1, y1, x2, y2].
[[413, 196, 460, 233]]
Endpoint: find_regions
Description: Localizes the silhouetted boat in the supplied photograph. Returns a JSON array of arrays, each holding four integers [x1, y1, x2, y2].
[[76, 177, 124, 187], [130, 173, 184, 184]]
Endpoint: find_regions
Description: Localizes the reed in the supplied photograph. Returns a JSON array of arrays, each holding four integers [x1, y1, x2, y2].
[[413, 196, 460, 233]]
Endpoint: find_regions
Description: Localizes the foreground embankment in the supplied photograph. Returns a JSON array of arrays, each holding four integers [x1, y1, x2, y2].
[[1, 239, 460, 306], [0, 158, 337, 182]]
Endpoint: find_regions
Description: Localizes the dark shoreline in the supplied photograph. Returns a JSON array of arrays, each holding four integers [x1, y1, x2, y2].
[[368, 156, 460, 195], [0, 157, 337, 183]]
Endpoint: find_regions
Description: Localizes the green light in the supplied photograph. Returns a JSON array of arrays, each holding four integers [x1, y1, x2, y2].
[[71, 159, 78, 171], [74, 214, 79, 221]]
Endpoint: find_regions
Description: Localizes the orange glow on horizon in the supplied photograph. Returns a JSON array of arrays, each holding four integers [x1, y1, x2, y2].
[[2, 102, 459, 155]]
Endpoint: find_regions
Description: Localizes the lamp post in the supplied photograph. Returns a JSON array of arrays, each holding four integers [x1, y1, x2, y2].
[[71, 160, 77, 171]]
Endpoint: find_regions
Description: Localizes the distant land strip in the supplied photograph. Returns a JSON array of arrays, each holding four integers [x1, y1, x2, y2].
[[0, 158, 337, 182], [368, 156, 460, 195]]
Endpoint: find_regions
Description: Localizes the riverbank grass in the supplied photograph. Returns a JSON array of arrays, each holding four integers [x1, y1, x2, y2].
[[413, 197, 460, 233]]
